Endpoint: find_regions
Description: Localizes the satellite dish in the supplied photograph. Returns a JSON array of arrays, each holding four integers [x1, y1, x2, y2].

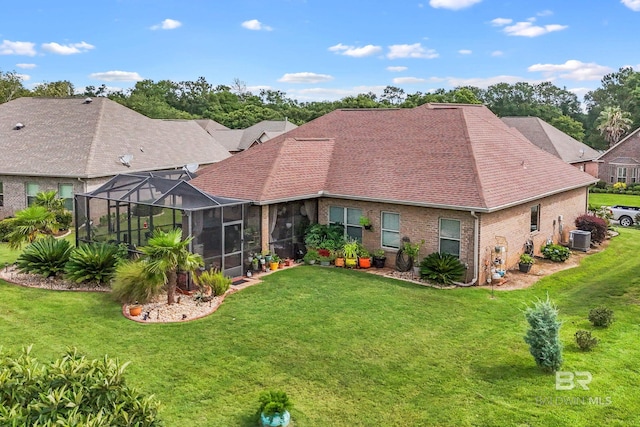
[[184, 163, 199, 173], [119, 154, 133, 167]]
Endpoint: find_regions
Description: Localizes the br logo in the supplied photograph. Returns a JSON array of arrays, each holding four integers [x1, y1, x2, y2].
[[555, 371, 592, 390]]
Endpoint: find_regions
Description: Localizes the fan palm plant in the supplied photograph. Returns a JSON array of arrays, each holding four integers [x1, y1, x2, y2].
[[139, 229, 203, 304], [5, 205, 58, 249]]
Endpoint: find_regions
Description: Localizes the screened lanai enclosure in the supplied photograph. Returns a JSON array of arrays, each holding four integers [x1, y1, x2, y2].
[[75, 171, 318, 279]]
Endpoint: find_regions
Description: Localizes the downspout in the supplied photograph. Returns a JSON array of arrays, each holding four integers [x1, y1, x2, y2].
[[456, 210, 479, 287]]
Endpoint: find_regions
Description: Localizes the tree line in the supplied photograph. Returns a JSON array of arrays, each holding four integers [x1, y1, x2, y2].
[[2, 67, 640, 149]]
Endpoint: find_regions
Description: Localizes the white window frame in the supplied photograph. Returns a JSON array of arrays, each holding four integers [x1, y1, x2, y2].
[[617, 167, 627, 183], [381, 211, 400, 249], [58, 183, 74, 211], [26, 183, 39, 207], [329, 206, 363, 241], [632, 167, 638, 184], [439, 218, 461, 258], [530, 204, 540, 232]]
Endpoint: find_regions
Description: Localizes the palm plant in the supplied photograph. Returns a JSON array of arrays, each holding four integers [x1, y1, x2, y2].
[[596, 106, 632, 148], [139, 229, 203, 304], [16, 237, 72, 277], [5, 205, 58, 249], [33, 190, 65, 212]]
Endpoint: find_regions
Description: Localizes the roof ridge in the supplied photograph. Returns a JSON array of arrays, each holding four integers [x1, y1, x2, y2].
[[83, 98, 106, 177], [458, 108, 489, 210]]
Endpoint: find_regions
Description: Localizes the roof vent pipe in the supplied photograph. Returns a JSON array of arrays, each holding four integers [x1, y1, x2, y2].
[[84, 97, 92, 104], [14, 123, 25, 130]]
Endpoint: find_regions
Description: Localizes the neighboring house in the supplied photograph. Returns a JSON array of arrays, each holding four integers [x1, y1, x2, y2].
[[596, 127, 640, 185], [190, 103, 597, 285], [501, 116, 600, 177], [0, 97, 231, 219], [204, 119, 298, 153]]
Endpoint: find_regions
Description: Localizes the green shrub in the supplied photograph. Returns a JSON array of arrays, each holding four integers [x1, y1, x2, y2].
[[195, 268, 231, 296], [15, 237, 72, 277], [0, 346, 162, 426], [523, 296, 563, 372], [593, 180, 608, 189], [55, 210, 73, 230], [304, 223, 345, 249], [303, 248, 321, 263], [0, 218, 14, 242], [131, 204, 163, 217], [65, 242, 127, 285], [540, 243, 571, 262], [419, 252, 466, 286], [588, 306, 614, 327], [575, 330, 599, 351], [258, 390, 292, 419], [575, 214, 608, 243], [111, 261, 165, 304]]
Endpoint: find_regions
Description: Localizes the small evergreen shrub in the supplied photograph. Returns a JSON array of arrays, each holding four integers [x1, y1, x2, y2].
[[0, 218, 14, 242], [0, 346, 162, 426], [575, 214, 608, 243], [593, 180, 608, 189], [258, 390, 292, 419], [195, 268, 231, 296], [588, 306, 614, 327], [575, 330, 598, 351], [523, 296, 563, 372], [65, 242, 127, 285], [540, 243, 571, 262], [15, 237, 72, 277], [111, 261, 165, 304], [55, 210, 73, 230], [419, 252, 466, 286]]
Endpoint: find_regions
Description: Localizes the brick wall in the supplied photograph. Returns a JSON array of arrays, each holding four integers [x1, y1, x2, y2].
[[597, 131, 640, 183], [0, 175, 111, 219], [318, 188, 588, 285]]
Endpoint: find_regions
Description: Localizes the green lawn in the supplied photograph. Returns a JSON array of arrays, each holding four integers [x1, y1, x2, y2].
[[0, 231, 76, 265], [589, 192, 640, 208], [1, 229, 639, 426]]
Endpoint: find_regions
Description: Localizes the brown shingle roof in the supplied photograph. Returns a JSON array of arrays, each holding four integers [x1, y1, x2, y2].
[[192, 104, 597, 212], [0, 97, 231, 178]]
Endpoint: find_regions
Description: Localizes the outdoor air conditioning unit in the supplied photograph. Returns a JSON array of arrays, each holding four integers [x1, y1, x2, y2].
[[569, 230, 591, 252]]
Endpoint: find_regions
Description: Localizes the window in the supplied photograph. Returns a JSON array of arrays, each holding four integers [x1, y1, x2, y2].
[[617, 167, 627, 183], [381, 212, 400, 249], [609, 165, 615, 183], [439, 218, 460, 257], [632, 168, 638, 184], [530, 204, 540, 232], [0, 182, 3, 207], [26, 183, 39, 207], [329, 206, 362, 241], [59, 184, 74, 211]]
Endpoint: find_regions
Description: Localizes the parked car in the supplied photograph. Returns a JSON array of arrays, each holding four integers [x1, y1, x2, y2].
[[608, 205, 640, 227]]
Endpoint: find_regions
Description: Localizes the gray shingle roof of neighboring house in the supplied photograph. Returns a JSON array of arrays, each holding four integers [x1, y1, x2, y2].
[[194, 119, 229, 133], [501, 116, 600, 164], [192, 104, 597, 212], [209, 120, 298, 152], [0, 97, 231, 178]]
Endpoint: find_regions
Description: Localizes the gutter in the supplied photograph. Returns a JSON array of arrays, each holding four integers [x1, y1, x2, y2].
[[455, 210, 479, 287]]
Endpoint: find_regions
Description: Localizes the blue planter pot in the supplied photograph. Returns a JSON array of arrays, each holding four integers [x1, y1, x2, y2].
[[260, 410, 291, 427]]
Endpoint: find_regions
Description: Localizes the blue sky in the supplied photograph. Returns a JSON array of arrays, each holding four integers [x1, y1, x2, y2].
[[1, 0, 639, 102]]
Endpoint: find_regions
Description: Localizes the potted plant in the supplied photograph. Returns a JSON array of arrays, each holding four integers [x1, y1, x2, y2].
[[251, 254, 260, 271], [333, 249, 345, 267], [359, 215, 372, 230], [373, 248, 386, 268], [319, 255, 333, 266], [258, 390, 292, 427], [343, 239, 359, 268], [128, 303, 142, 317], [403, 239, 424, 275], [303, 248, 320, 265], [270, 254, 281, 271], [357, 245, 371, 268], [518, 253, 535, 273]]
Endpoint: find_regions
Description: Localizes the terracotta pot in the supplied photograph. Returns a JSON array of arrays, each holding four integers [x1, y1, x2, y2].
[[129, 305, 142, 316], [359, 257, 371, 268], [334, 257, 345, 267]]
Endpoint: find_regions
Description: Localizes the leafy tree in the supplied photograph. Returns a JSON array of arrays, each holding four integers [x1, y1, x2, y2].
[[549, 115, 585, 141], [380, 86, 406, 106], [596, 106, 633, 147], [139, 229, 203, 304], [0, 69, 28, 104], [5, 205, 58, 249], [523, 296, 563, 372], [31, 80, 75, 97]]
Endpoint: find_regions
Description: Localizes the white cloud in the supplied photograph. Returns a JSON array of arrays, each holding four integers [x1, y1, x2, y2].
[[151, 18, 182, 30], [328, 43, 382, 57], [502, 21, 568, 37], [622, 0, 640, 11], [89, 71, 143, 82], [15, 73, 30, 81], [491, 18, 512, 26], [387, 43, 438, 59], [491, 50, 504, 57], [241, 19, 273, 31], [458, 49, 472, 55], [528, 60, 613, 81], [0, 40, 36, 56], [393, 77, 426, 84], [537, 10, 553, 16], [246, 85, 272, 92], [386, 66, 408, 72], [278, 72, 334, 84], [42, 41, 94, 55], [429, 0, 482, 10], [446, 75, 535, 87], [16, 63, 36, 69]]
